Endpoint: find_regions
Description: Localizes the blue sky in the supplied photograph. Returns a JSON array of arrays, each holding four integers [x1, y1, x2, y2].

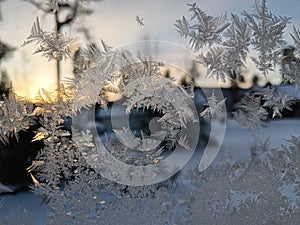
[[0, 0, 300, 98]]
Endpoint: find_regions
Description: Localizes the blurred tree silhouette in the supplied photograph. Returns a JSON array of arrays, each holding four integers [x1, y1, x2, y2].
[[0, 0, 14, 99], [23, 0, 102, 95], [0, 41, 15, 62], [0, 70, 10, 98]]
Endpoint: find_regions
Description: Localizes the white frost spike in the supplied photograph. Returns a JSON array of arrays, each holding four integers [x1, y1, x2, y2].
[[178, 134, 192, 151], [251, 138, 276, 170], [114, 128, 165, 152], [261, 87, 296, 118], [114, 127, 141, 150], [47, 0, 59, 13], [0, 183, 13, 194], [200, 90, 226, 120], [233, 92, 268, 131], [175, 3, 230, 51], [22, 17, 79, 61], [136, 15, 144, 26], [140, 131, 163, 152], [243, 0, 290, 75]]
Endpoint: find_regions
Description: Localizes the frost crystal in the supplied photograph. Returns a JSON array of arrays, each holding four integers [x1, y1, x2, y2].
[[0, 183, 13, 194], [135, 15, 144, 26], [72, 40, 128, 110], [281, 59, 300, 87], [200, 90, 226, 120], [250, 138, 276, 169], [114, 127, 165, 152], [233, 92, 268, 131], [22, 17, 79, 61], [281, 28, 300, 86], [261, 87, 296, 118], [0, 90, 35, 143], [174, 3, 230, 52], [242, 0, 290, 75], [290, 26, 300, 53], [177, 0, 291, 80]]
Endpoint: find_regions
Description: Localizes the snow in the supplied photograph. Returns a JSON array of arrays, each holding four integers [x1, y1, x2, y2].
[[214, 118, 300, 164], [1, 118, 299, 224], [0, 192, 49, 225], [275, 85, 300, 98]]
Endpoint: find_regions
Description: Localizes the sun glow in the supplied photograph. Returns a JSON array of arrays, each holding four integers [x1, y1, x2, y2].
[[12, 72, 57, 101]]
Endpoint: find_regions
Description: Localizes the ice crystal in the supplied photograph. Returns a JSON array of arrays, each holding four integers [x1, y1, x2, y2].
[[233, 92, 268, 131], [47, 0, 59, 12], [225, 190, 259, 212], [22, 17, 79, 61], [196, 14, 252, 81], [135, 15, 144, 26], [223, 14, 251, 63], [250, 138, 276, 169], [0, 183, 13, 194], [281, 60, 300, 87], [200, 90, 226, 120], [261, 87, 296, 118], [114, 127, 164, 152], [188, 138, 299, 224], [177, 0, 291, 80], [281, 35, 300, 86], [0, 90, 35, 143], [242, 0, 290, 75], [25, 88, 78, 195], [72, 40, 128, 110], [197, 46, 228, 81], [175, 3, 230, 51], [290, 26, 300, 53]]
